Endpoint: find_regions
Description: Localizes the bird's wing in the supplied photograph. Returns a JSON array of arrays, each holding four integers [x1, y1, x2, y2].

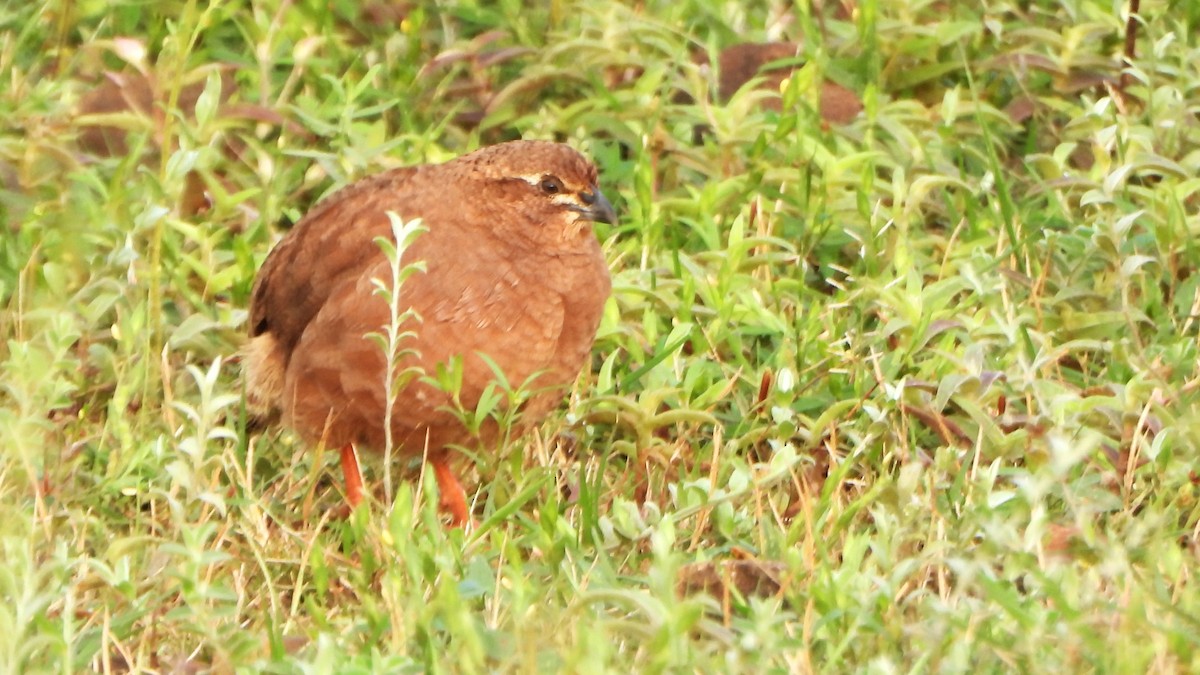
[[281, 242, 566, 451], [248, 166, 422, 354]]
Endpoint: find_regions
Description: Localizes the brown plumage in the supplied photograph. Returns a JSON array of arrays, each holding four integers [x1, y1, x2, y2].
[[714, 43, 862, 125], [244, 140, 614, 525]]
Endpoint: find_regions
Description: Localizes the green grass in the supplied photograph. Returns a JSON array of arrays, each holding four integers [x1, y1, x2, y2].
[[2, 0, 1199, 671]]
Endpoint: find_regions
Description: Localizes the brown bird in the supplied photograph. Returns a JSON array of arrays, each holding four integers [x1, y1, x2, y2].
[[243, 140, 614, 526], [710, 42, 862, 125]]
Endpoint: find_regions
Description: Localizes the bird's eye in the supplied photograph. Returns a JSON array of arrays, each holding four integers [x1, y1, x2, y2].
[[539, 176, 563, 194]]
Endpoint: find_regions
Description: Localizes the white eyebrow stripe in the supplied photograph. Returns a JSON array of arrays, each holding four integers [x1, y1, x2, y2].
[[515, 174, 585, 204], [515, 174, 547, 186]]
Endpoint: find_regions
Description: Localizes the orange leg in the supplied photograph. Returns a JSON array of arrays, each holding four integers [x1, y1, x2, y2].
[[339, 443, 365, 509], [431, 456, 471, 528]]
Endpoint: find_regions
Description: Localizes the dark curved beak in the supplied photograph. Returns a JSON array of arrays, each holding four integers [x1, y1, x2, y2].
[[578, 188, 617, 225]]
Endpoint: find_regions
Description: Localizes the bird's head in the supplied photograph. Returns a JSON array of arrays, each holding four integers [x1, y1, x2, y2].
[[456, 140, 616, 251]]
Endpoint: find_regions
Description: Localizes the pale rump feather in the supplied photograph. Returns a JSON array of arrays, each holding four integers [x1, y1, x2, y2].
[[241, 333, 286, 415]]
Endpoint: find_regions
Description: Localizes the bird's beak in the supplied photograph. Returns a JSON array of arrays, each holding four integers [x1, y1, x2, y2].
[[580, 189, 617, 225]]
